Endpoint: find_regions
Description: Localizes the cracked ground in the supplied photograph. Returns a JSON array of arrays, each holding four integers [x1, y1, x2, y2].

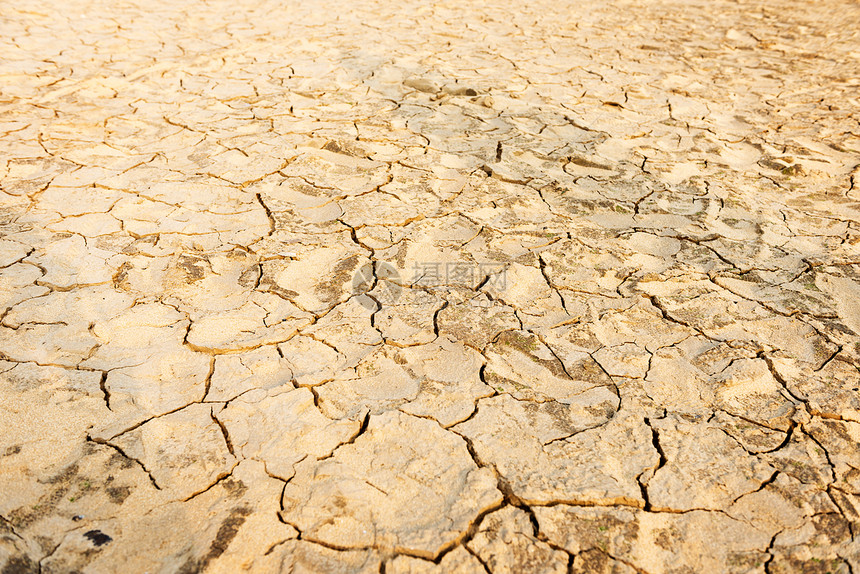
[[1, 0, 859, 572]]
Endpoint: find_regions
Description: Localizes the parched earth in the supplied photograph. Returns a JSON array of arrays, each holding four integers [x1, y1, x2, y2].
[[1, 0, 859, 572]]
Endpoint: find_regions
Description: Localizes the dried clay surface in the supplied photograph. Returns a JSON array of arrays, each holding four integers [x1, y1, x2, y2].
[[1, 0, 860, 572]]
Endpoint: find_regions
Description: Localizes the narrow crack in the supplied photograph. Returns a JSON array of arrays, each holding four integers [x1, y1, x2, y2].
[[85, 436, 161, 491]]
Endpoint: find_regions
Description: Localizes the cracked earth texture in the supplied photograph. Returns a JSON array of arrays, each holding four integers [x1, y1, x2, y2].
[[1, 0, 859, 572]]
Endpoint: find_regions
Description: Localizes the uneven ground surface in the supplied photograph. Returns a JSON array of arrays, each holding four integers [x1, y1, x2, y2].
[[1, 0, 860, 572]]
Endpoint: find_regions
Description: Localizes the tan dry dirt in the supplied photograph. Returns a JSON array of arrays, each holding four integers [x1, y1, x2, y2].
[[1, 0, 860, 572]]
